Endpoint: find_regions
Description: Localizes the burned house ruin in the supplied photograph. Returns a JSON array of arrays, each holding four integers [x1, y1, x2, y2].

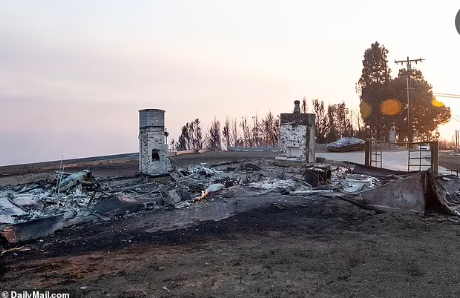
[[139, 109, 171, 175], [276, 100, 316, 163]]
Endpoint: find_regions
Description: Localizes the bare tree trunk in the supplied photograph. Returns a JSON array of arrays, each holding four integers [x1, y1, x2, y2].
[[231, 118, 239, 147]]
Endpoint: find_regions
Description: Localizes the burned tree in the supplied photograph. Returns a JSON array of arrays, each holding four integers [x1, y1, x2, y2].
[[222, 117, 232, 150], [191, 119, 204, 151], [302, 97, 308, 113], [206, 118, 222, 151], [240, 117, 253, 147], [230, 118, 239, 147], [312, 99, 327, 143], [260, 111, 279, 147], [176, 119, 204, 151]]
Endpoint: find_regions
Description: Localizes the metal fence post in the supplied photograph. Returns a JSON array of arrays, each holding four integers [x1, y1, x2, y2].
[[365, 140, 371, 166], [431, 141, 439, 176]]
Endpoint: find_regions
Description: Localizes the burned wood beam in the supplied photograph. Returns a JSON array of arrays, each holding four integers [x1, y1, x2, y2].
[[334, 195, 385, 214], [2, 214, 98, 243]]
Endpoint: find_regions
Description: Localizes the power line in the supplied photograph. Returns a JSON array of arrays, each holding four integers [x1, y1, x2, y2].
[[434, 93, 460, 98], [419, 95, 460, 123], [432, 93, 460, 120], [394, 57, 425, 143]]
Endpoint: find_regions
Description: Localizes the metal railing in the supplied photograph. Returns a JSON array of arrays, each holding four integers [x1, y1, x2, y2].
[[364, 140, 439, 175], [370, 139, 383, 168], [408, 142, 429, 172]]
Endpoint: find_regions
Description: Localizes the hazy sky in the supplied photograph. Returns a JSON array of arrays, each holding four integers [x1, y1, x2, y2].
[[1, 1, 460, 166]]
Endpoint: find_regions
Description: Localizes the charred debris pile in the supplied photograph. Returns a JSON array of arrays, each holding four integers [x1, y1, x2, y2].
[[1, 158, 460, 245]]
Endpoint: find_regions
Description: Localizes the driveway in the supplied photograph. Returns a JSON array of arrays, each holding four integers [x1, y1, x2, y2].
[[316, 150, 450, 174]]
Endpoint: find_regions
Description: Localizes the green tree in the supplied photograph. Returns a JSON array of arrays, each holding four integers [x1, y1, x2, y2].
[[356, 41, 451, 141], [356, 41, 392, 139], [390, 69, 451, 141]]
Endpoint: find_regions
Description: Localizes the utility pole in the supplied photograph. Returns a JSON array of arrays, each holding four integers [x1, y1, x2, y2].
[[456, 130, 459, 153], [394, 57, 424, 145]]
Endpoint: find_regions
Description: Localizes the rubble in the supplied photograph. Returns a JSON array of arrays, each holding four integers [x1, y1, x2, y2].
[[0, 197, 28, 224], [1, 157, 460, 245], [12, 195, 40, 207], [2, 214, 99, 243], [303, 164, 331, 187], [350, 163, 415, 179], [249, 179, 297, 192], [93, 196, 160, 216], [56, 170, 99, 193], [207, 183, 225, 192], [164, 188, 191, 206], [429, 173, 460, 216], [358, 172, 425, 213], [342, 174, 378, 194]]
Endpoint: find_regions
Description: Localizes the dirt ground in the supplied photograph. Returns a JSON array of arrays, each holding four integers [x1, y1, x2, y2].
[[2, 152, 460, 297], [2, 195, 460, 298]]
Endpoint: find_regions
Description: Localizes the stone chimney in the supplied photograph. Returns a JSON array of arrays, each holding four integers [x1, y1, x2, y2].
[[139, 109, 171, 175]]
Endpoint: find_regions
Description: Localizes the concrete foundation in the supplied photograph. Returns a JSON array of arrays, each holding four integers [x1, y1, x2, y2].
[[139, 109, 171, 175]]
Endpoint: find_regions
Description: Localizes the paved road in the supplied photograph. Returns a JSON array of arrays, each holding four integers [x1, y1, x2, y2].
[[317, 150, 450, 174]]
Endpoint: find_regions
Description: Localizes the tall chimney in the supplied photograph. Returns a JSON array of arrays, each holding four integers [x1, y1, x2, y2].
[[139, 109, 171, 175]]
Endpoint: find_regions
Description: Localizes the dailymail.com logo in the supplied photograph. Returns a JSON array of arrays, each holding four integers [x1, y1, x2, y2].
[[1, 290, 75, 298]]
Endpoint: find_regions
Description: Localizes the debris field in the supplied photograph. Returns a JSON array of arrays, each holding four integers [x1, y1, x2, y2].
[[0, 157, 400, 242], [2, 152, 460, 297]]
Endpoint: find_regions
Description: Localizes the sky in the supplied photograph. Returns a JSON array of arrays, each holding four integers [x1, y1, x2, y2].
[[1, 0, 460, 166]]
